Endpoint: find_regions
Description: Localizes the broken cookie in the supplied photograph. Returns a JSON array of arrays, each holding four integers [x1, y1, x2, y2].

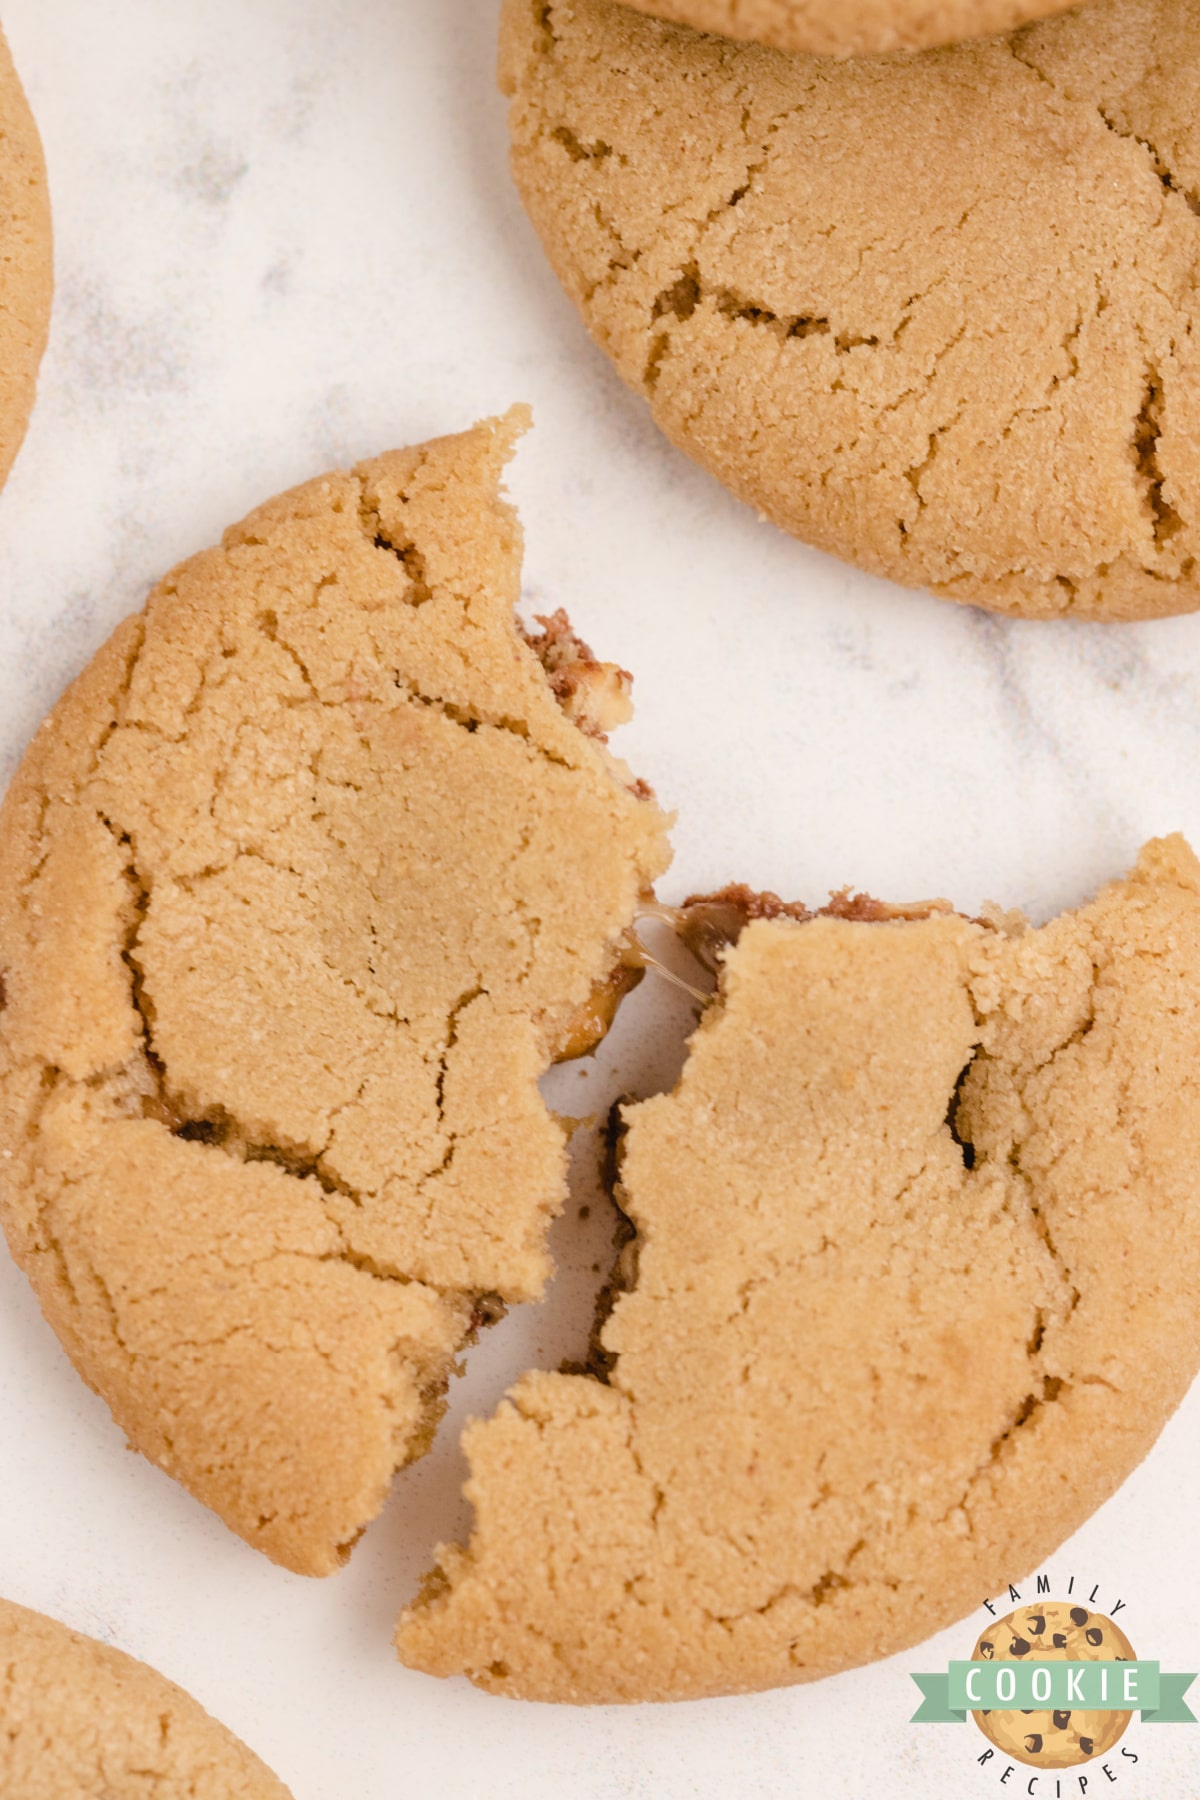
[[0, 1596, 293, 1797], [0, 410, 671, 1576], [398, 838, 1200, 1701]]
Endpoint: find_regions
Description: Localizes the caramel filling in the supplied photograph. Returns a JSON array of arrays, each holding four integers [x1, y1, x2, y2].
[[554, 884, 961, 1062]]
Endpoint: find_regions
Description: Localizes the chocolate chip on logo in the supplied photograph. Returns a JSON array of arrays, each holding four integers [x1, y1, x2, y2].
[[1070, 1607, 1090, 1627], [1025, 1734, 1043, 1754], [980, 1640, 995, 1659], [1028, 1614, 1046, 1634], [1080, 1737, 1094, 1756], [1052, 1710, 1072, 1729], [1085, 1628, 1104, 1647], [1010, 1637, 1031, 1656], [1052, 1632, 1068, 1648]]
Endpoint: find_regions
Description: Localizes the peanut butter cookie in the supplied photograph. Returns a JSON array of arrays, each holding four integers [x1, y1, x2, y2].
[[0, 411, 670, 1577], [619, 0, 1078, 56], [0, 23, 52, 492], [398, 839, 1200, 1700], [0, 1597, 292, 1798], [501, 0, 1200, 619]]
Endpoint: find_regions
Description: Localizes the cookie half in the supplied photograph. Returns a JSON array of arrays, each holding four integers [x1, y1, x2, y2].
[[0, 1597, 291, 1798], [502, 0, 1200, 619], [0, 24, 52, 491], [0, 411, 670, 1576], [618, 0, 1079, 56], [398, 838, 1200, 1702]]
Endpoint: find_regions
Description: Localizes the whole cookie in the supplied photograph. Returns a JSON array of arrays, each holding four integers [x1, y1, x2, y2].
[[399, 840, 1200, 1701], [619, 0, 1079, 57], [501, 0, 1200, 620], [973, 1603, 1135, 1768], [0, 411, 670, 1576], [0, 24, 52, 491], [0, 1597, 291, 1798]]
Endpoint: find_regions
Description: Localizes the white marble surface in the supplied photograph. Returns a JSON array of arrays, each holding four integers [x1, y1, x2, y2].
[[1, 2, 1199, 1796]]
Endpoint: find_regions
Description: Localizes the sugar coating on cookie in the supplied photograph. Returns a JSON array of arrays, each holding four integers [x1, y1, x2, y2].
[[501, 0, 1200, 620], [398, 838, 1200, 1702], [0, 23, 52, 491], [972, 1604, 1135, 1769], [0, 411, 670, 1577], [619, 0, 1077, 57], [0, 1597, 292, 1798]]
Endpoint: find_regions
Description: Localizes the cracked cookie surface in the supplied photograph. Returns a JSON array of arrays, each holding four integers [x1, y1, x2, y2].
[[0, 24, 52, 493], [0, 410, 670, 1577], [619, 0, 1078, 57], [398, 838, 1200, 1702], [501, 0, 1200, 619], [0, 1596, 292, 1798]]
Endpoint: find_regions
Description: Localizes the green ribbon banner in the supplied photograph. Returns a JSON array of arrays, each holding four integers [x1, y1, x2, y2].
[[910, 1663, 1197, 1725]]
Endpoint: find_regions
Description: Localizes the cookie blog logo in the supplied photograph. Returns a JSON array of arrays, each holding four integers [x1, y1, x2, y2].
[[910, 1578, 1197, 1792]]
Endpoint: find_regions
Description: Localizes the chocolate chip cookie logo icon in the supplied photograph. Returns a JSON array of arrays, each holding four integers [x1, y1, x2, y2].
[[910, 1582, 1197, 1785], [967, 1605, 1138, 1771]]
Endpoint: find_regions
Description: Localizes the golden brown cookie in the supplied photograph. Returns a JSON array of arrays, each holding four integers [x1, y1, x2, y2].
[[0, 411, 670, 1577], [0, 23, 52, 493], [398, 838, 1200, 1701], [972, 1603, 1135, 1769], [501, 0, 1200, 620], [619, 0, 1078, 56], [0, 1597, 291, 1798]]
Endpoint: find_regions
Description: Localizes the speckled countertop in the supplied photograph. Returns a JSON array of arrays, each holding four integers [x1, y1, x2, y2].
[[0, 3, 1198, 1796]]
